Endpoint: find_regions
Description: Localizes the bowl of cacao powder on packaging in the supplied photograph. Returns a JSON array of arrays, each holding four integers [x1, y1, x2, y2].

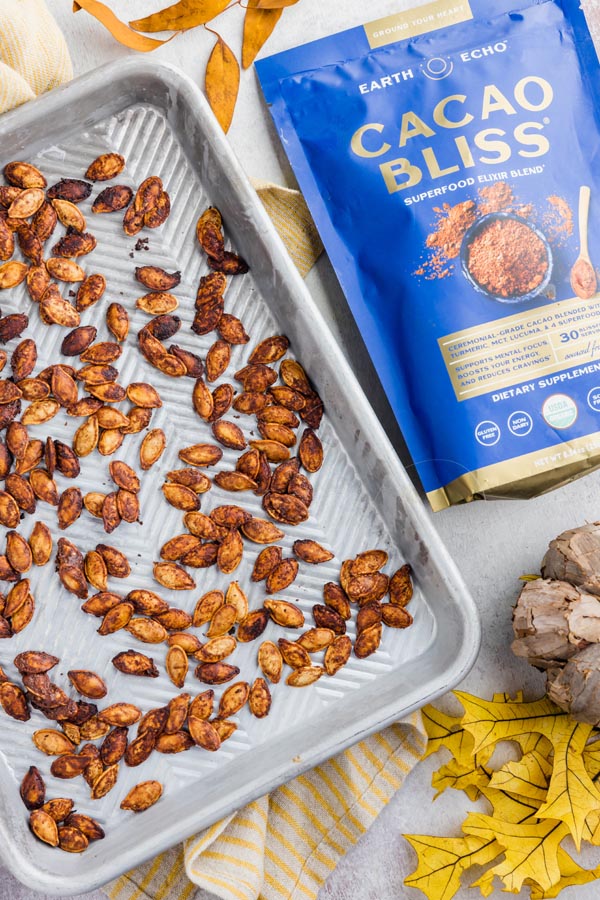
[[460, 212, 553, 304]]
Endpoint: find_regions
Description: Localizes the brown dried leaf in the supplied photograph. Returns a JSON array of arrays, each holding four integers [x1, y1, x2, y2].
[[205, 35, 240, 134], [74, 0, 173, 51], [130, 0, 230, 31], [242, 1, 282, 68]]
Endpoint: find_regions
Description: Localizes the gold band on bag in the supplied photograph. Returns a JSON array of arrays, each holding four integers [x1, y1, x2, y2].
[[427, 430, 600, 510], [364, 0, 473, 49]]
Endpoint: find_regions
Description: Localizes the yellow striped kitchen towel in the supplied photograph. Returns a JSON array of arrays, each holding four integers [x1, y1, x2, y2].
[[0, 0, 72, 114], [106, 713, 426, 900]]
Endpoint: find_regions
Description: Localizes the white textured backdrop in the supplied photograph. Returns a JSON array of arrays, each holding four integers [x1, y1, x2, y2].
[[3, 0, 600, 897]]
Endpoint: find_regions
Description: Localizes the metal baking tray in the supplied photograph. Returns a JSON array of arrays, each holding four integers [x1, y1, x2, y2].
[[0, 58, 480, 895]]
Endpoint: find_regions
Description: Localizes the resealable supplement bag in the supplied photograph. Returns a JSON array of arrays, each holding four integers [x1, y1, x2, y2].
[[257, 0, 600, 511]]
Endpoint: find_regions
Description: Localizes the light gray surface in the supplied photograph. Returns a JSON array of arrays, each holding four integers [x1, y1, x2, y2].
[[8, 0, 600, 897]]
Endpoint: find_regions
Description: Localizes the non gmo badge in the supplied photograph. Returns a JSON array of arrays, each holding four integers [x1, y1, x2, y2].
[[475, 421, 501, 446], [542, 394, 578, 430], [507, 411, 533, 437]]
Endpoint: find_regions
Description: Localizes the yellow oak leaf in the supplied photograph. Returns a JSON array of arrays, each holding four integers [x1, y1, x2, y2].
[[527, 848, 600, 899], [583, 739, 600, 778], [462, 812, 569, 893], [488, 750, 551, 803], [583, 810, 600, 844], [536, 721, 600, 849], [492, 692, 524, 702], [404, 833, 502, 900], [422, 703, 475, 763], [469, 864, 498, 897], [479, 785, 541, 824], [431, 756, 491, 802], [516, 729, 554, 759], [409, 695, 600, 899], [456, 691, 571, 756]]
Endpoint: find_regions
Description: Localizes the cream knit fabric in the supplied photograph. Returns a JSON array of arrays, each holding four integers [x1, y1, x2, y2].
[[0, 0, 72, 114]]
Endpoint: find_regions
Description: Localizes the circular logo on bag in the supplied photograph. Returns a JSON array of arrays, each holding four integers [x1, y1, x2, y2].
[[542, 394, 578, 430], [422, 57, 454, 80], [508, 411, 533, 437], [475, 421, 501, 446]]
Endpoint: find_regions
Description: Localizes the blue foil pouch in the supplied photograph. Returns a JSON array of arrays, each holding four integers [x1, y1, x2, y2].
[[257, 0, 600, 511]]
